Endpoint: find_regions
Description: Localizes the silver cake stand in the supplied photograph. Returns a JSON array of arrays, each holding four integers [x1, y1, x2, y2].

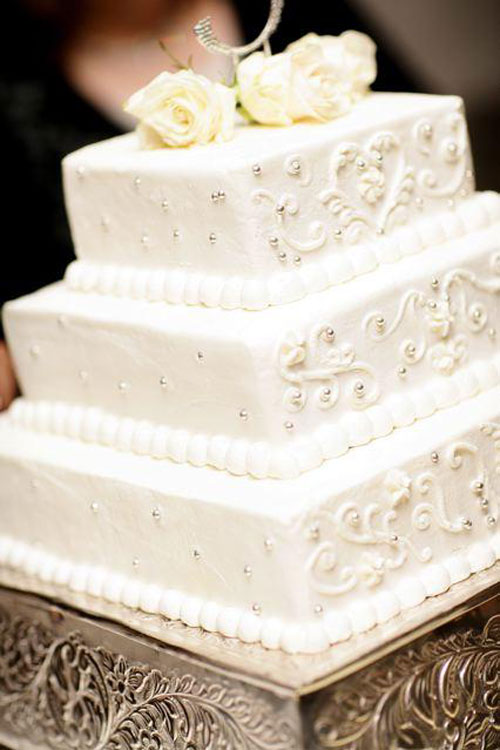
[[0, 565, 499, 750]]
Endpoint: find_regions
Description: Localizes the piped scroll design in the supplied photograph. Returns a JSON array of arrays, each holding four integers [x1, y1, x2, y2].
[[311, 613, 500, 750], [278, 324, 379, 414], [318, 111, 471, 246], [303, 437, 498, 597], [0, 606, 298, 750], [319, 132, 415, 240], [364, 254, 500, 377], [415, 110, 469, 198], [253, 190, 328, 255]]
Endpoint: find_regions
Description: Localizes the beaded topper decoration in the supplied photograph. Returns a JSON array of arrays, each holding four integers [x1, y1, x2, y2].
[[194, 0, 285, 64]]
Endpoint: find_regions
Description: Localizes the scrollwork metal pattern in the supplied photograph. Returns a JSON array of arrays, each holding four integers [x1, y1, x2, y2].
[[0, 606, 298, 750], [309, 613, 500, 749]]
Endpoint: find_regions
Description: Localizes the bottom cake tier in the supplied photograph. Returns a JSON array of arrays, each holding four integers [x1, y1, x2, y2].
[[1, 386, 500, 654]]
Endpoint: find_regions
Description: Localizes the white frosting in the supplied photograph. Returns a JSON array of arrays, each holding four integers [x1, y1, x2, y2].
[[63, 93, 474, 311], [65, 192, 500, 310], [1, 385, 499, 654], [5, 215, 500, 478], [1, 91, 500, 654]]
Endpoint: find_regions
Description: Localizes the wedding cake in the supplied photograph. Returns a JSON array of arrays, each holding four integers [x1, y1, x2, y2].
[[1, 19, 500, 655]]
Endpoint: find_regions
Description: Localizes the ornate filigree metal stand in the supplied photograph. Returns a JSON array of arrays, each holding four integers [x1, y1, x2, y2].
[[0, 566, 499, 750]]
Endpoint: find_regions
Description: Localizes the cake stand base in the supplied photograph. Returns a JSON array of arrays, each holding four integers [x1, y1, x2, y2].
[[0, 567, 499, 749]]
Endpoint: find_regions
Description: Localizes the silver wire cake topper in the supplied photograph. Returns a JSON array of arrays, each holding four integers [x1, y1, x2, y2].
[[194, 0, 285, 60]]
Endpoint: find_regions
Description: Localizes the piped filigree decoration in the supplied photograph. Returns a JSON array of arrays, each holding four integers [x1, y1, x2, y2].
[[302, 435, 498, 597], [310, 613, 500, 750], [278, 324, 379, 414], [319, 132, 416, 239], [364, 254, 500, 377], [316, 110, 471, 248], [253, 190, 328, 256], [414, 111, 469, 198], [0, 607, 297, 750]]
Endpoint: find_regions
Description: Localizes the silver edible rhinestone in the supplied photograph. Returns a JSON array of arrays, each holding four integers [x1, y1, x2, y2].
[[353, 381, 365, 397], [278, 251, 287, 262], [90, 502, 99, 513], [431, 451, 439, 464], [118, 380, 129, 392], [284, 420, 294, 431], [320, 387, 332, 402], [323, 327, 335, 343], [30, 344, 41, 358], [252, 164, 262, 176], [293, 255, 302, 265], [314, 604, 324, 616], [430, 277, 440, 290], [173, 229, 180, 240], [398, 366, 407, 378], [239, 409, 249, 421], [133, 177, 141, 189], [243, 565, 252, 577], [375, 316, 385, 332], [152, 507, 161, 520], [161, 200, 169, 211], [334, 228, 343, 240], [488, 328, 497, 340], [269, 235, 279, 248], [209, 232, 217, 244], [461, 518, 473, 530], [159, 376, 168, 389], [308, 524, 320, 541], [252, 603, 262, 615], [264, 537, 274, 552], [487, 515, 497, 527], [132, 557, 140, 568], [193, 549, 201, 560], [472, 480, 485, 495], [196, 351, 204, 362]]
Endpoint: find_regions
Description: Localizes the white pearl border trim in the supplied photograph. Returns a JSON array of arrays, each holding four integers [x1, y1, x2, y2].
[[1, 534, 499, 654], [7, 355, 500, 479], [65, 193, 500, 311]]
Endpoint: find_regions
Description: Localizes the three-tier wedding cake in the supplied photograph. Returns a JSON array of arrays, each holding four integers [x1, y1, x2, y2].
[[1, 15, 499, 654]]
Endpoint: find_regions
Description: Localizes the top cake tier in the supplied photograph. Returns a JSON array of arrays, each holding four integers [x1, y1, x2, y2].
[[64, 93, 474, 310]]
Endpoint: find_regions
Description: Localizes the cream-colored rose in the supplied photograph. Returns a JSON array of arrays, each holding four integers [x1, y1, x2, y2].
[[237, 51, 294, 126], [287, 31, 377, 102], [237, 31, 376, 126], [124, 70, 236, 148]]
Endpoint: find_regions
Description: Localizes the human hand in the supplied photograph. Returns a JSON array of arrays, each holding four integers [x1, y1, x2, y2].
[[0, 341, 17, 411]]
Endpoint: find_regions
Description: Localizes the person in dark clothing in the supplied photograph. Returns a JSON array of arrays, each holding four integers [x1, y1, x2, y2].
[[0, 0, 418, 409]]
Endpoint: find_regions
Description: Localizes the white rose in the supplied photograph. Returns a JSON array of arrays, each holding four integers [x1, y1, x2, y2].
[[287, 31, 377, 101], [124, 70, 236, 148], [237, 31, 376, 126], [287, 41, 353, 121], [237, 51, 294, 126]]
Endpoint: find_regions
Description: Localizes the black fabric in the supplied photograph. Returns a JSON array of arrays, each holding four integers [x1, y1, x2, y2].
[[0, 1, 418, 337]]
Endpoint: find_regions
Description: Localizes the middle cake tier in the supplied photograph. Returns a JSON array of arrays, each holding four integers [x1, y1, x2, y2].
[[5, 201, 500, 479]]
